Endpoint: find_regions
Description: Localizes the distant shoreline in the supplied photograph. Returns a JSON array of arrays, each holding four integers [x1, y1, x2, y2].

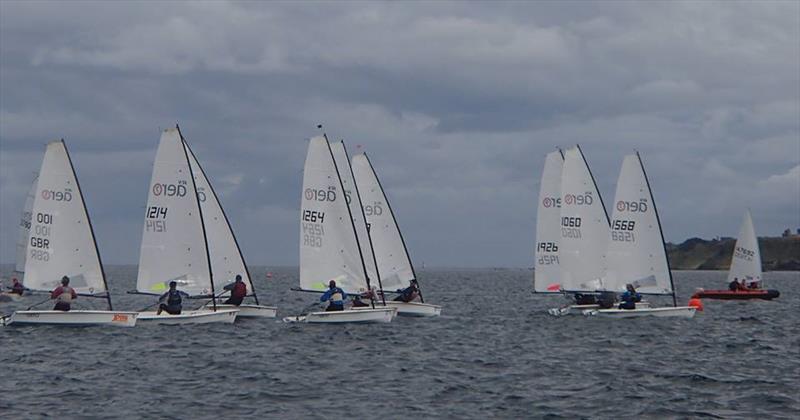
[[667, 236, 800, 271]]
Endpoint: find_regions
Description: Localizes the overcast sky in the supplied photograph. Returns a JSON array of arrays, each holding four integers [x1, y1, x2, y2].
[[1, 1, 798, 267]]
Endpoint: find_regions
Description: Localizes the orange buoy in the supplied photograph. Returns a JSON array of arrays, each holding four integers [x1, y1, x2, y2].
[[688, 297, 704, 311]]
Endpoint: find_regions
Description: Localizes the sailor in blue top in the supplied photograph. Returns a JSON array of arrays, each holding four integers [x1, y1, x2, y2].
[[618, 284, 642, 310], [320, 280, 347, 311], [157, 281, 191, 315]]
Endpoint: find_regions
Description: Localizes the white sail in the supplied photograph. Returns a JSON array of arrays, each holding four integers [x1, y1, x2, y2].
[[558, 146, 609, 291], [15, 175, 38, 274], [351, 153, 415, 291], [23, 141, 105, 294], [185, 140, 251, 292], [534, 151, 563, 292], [603, 153, 673, 294], [727, 210, 762, 285], [300, 136, 368, 294], [137, 128, 212, 296], [331, 141, 379, 285]]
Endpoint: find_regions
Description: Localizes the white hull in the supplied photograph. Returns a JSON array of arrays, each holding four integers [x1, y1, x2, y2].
[[548, 301, 651, 317], [2, 310, 138, 327], [583, 306, 696, 318], [354, 301, 441, 317], [209, 304, 277, 318], [137, 309, 238, 325], [283, 308, 396, 324]]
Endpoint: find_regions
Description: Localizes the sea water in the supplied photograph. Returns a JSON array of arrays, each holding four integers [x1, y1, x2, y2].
[[1, 267, 798, 418]]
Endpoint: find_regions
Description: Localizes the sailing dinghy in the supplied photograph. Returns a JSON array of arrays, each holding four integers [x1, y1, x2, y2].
[[546, 146, 621, 316], [2, 141, 137, 327], [284, 135, 395, 324], [1, 175, 38, 302], [134, 127, 238, 325], [583, 152, 696, 318], [350, 152, 442, 317], [692, 211, 779, 300], [185, 140, 277, 318]]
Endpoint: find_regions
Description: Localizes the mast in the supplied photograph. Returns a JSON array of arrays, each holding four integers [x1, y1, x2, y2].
[[323, 133, 375, 308], [177, 125, 217, 311], [340, 140, 386, 305], [636, 151, 677, 307], [362, 153, 424, 303], [61, 139, 113, 310], [184, 143, 259, 305]]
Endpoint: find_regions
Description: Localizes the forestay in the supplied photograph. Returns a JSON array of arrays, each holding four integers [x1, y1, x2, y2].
[[727, 210, 762, 284], [185, 140, 251, 292], [137, 128, 212, 296], [603, 153, 672, 294], [300, 136, 368, 294], [15, 175, 38, 275], [558, 146, 610, 292], [351, 153, 415, 292], [24, 141, 105, 294], [330, 141, 379, 287], [534, 151, 563, 292]]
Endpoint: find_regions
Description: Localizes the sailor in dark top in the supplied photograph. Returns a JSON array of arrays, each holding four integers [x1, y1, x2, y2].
[[394, 279, 420, 303], [157, 281, 190, 315], [618, 284, 642, 310], [223, 275, 247, 306], [10, 277, 25, 295]]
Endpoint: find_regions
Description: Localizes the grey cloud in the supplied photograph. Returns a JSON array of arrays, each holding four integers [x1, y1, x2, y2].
[[1, 1, 798, 267]]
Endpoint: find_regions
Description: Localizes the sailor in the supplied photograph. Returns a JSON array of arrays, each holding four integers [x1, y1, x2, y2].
[[51, 276, 77, 311], [10, 277, 25, 295], [352, 286, 377, 308], [320, 280, 347, 311], [596, 291, 616, 309], [573, 293, 597, 306], [618, 284, 642, 310], [157, 281, 190, 315], [394, 279, 420, 303], [223, 274, 247, 306], [729, 277, 741, 291]]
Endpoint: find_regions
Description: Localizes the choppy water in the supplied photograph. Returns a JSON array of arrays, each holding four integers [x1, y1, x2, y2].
[[1, 267, 798, 419]]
